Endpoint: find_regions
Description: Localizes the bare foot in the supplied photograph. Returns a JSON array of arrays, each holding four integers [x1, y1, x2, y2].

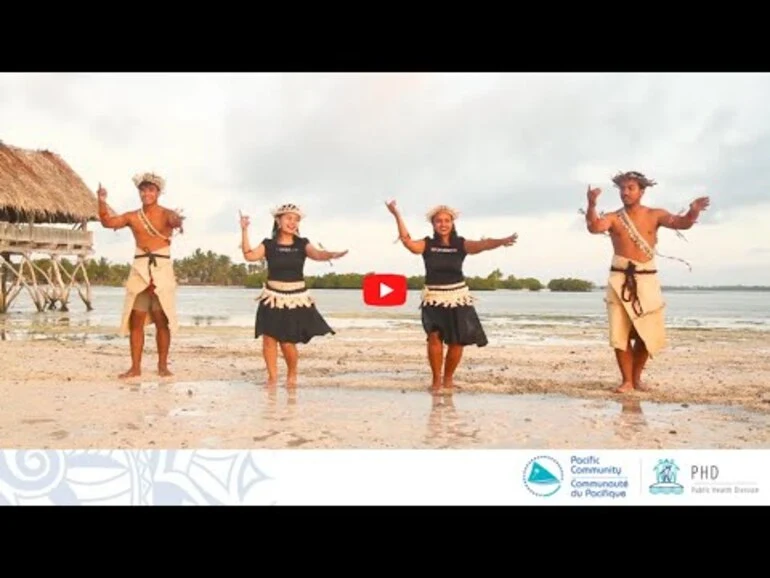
[[634, 381, 651, 392], [119, 368, 141, 379], [158, 367, 173, 377], [286, 374, 297, 388], [613, 382, 634, 394], [428, 379, 442, 393], [442, 379, 455, 394], [265, 377, 277, 387]]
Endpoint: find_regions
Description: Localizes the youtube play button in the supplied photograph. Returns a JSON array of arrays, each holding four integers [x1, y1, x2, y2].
[[362, 273, 408, 306]]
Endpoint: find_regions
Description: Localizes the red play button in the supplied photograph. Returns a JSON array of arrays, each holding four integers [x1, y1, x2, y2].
[[362, 273, 408, 306]]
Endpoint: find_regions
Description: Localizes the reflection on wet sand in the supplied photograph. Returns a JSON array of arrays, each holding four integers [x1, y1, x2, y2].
[[425, 392, 480, 447], [190, 315, 230, 327], [262, 385, 298, 422], [614, 397, 648, 439], [0, 314, 93, 342]]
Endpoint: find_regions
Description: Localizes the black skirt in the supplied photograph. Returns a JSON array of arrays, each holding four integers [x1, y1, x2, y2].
[[255, 301, 335, 344], [421, 304, 488, 347]]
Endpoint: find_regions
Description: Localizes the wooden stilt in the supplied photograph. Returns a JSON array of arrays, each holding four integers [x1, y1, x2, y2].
[[0, 251, 9, 314], [0, 221, 94, 314]]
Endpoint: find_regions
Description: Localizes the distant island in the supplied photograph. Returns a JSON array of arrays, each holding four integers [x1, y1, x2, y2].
[[11, 248, 769, 293]]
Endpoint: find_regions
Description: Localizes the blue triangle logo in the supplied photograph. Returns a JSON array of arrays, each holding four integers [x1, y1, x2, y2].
[[528, 461, 559, 485]]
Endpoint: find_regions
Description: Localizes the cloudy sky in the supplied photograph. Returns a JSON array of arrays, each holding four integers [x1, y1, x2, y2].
[[1, 72, 768, 286]]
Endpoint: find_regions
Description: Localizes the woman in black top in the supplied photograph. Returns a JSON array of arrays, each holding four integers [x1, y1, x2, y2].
[[386, 200, 517, 392], [240, 203, 348, 387]]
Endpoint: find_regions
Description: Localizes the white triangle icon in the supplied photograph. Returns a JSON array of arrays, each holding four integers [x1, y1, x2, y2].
[[379, 283, 393, 298]]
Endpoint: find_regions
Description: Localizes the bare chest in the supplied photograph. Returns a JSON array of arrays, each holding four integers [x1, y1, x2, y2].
[[614, 210, 658, 253], [629, 218, 656, 239], [135, 210, 169, 239]]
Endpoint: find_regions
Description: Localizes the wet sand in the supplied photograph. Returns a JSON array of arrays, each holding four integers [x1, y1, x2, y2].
[[1, 380, 769, 449], [1, 324, 769, 449]]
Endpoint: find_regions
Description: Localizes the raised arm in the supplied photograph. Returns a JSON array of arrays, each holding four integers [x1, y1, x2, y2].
[[464, 234, 517, 255], [655, 196, 710, 230], [385, 200, 425, 255], [584, 185, 614, 234], [97, 184, 131, 230], [305, 243, 348, 262], [239, 211, 265, 262]]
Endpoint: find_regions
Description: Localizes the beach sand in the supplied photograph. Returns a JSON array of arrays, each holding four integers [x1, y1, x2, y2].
[[2, 323, 769, 449]]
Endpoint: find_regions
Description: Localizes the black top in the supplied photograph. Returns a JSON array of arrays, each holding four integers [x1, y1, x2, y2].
[[262, 236, 309, 282], [422, 235, 466, 285]]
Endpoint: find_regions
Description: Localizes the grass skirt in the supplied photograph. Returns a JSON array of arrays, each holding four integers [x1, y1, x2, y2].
[[254, 280, 335, 344], [420, 281, 488, 347]]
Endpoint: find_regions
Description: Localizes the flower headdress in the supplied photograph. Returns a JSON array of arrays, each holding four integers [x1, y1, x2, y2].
[[132, 171, 166, 193], [425, 204, 459, 222], [270, 203, 304, 219]]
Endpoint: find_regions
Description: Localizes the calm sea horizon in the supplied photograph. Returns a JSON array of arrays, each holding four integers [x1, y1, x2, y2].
[[1, 286, 767, 344]]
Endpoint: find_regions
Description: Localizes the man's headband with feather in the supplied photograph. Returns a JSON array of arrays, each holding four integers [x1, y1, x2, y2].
[[132, 171, 166, 192], [611, 170, 658, 189]]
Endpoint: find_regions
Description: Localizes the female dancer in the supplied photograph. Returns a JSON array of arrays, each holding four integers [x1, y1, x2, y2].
[[386, 200, 517, 392], [240, 203, 348, 387]]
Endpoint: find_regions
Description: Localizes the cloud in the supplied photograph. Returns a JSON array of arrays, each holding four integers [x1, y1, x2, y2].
[[1, 72, 769, 286], [223, 73, 770, 221]]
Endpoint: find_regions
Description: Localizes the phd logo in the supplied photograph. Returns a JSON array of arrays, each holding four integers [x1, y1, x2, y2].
[[523, 456, 563, 497], [649, 459, 684, 495]]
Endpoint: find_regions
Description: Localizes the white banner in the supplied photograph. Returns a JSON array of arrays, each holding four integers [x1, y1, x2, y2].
[[0, 449, 764, 505]]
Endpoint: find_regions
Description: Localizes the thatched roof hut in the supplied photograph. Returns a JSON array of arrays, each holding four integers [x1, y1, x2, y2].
[[0, 141, 98, 224]]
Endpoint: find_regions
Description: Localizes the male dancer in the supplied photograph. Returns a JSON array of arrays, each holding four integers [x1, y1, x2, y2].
[[584, 170, 710, 393], [98, 172, 185, 378]]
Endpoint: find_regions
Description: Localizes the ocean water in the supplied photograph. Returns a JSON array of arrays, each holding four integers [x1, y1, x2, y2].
[[1, 286, 768, 343]]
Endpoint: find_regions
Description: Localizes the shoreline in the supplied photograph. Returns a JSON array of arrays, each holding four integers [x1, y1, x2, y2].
[[41, 281, 770, 291], [2, 323, 768, 449], [2, 324, 769, 411]]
